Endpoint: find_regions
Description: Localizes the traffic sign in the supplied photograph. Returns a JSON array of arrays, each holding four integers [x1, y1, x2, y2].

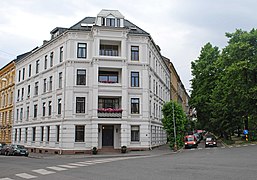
[[243, 129, 249, 135]]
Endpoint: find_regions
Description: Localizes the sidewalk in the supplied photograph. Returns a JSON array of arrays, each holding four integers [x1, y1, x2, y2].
[[29, 144, 175, 159]]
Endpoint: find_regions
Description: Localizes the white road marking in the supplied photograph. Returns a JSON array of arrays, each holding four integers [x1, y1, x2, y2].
[[15, 173, 37, 179], [68, 163, 89, 167], [58, 164, 78, 169], [198, 148, 203, 150], [32, 169, 55, 175], [236, 145, 241, 148], [0, 178, 14, 180], [221, 147, 226, 148], [229, 146, 233, 148], [250, 144, 256, 146], [47, 166, 68, 171], [243, 144, 248, 147]]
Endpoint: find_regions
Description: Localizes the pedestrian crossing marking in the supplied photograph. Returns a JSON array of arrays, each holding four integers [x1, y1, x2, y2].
[[16, 173, 37, 179], [58, 164, 78, 169], [32, 169, 55, 175], [47, 166, 68, 171], [68, 163, 89, 167]]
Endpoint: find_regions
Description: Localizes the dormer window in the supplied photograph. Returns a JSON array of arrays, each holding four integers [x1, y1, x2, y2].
[[106, 18, 115, 27], [96, 10, 124, 28]]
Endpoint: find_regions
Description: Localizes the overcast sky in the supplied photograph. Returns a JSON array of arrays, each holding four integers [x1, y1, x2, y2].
[[1, 0, 257, 90]]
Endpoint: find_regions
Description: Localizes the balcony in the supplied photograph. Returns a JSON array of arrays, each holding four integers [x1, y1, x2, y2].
[[97, 108, 122, 118], [99, 40, 121, 57]]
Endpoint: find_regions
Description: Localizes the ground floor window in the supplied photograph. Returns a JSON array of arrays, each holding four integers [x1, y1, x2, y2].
[[131, 125, 140, 142], [75, 125, 85, 142]]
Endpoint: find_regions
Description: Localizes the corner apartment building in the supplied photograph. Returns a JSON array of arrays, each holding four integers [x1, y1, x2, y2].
[[0, 61, 16, 144], [13, 10, 170, 154]]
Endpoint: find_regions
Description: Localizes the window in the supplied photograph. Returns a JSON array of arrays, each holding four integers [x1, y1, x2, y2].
[[60, 46, 63, 62], [131, 98, 139, 114], [44, 55, 47, 69], [27, 85, 30, 98], [42, 102, 46, 117], [25, 128, 28, 142], [117, 19, 120, 27], [100, 45, 118, 56], [34, 104, 38, 118], [49, 76, 53, 91], [106, 18, 115, 27], [20, 108, 23, 121], [131, 126, 140, 142], [41, 126, 44, 142], [56, 125, 60, 142], [22, 68, 25, 80], [43, 78, 47, 93], [36, 60, 40, 74], [75, 125, 85, 142], [26, 106, 29, 120], [77, 43, 87, 58], [76, 97, 85, 113], [48, 101, 52, 116], [131, 72, 139, 87], [50, 52, 53, 67], [18, 70, 21, 82], [46, 126, 50, 142], [131, 46, 139, 61], [99, 71, 118, 83], [77, 69, 86, 85], [35, 82, 39, 96], [32, 127, 36, 142], [21, 88, 24, 100], [16, 109, 19, 121], [28, 64, 32, 77], [58, 72, 62, 88], [17, 89, 20, 101], [14, 129, 17, 141], [98, 98, 120, 109], [57, 99, 61, 115]]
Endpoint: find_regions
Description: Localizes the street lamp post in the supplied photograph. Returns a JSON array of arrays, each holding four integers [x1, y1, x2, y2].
[[172, 101, 177, 151]]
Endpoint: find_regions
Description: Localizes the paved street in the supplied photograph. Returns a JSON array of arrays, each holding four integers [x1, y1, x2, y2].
[[1, 144, 257, 180]]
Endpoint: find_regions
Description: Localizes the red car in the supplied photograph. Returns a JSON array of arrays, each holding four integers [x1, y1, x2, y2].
[[184, 135, 198, 149]]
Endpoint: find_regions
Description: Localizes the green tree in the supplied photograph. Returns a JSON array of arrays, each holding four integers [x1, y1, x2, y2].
[[191, 29, 257, 140], [190, 43, 220, 131], [162, 101, 188, 150]]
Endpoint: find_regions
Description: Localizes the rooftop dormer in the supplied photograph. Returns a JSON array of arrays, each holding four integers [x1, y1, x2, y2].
[[95, 9, 124, 28]]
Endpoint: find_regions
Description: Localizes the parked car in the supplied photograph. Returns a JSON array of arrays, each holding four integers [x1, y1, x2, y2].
[[0, 144, 11, 155], [1, 144, 29, 156], [194, 133, 201, 144], [205, 136, 217, 147], [0, 142, 6, 154], [184, 135, 198, 149]]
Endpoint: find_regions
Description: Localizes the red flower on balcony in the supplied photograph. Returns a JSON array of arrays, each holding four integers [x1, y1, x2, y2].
[[98, 108, 123, 113]]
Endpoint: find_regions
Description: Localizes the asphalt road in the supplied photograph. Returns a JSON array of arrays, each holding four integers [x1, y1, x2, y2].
[[1, 143, 257, 180]]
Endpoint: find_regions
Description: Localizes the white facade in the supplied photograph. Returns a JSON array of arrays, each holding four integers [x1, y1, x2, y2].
[[13, 10, 170, 154]]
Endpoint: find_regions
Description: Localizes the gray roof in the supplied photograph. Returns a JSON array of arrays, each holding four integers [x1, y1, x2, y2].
[[68, 17, 149, 35]]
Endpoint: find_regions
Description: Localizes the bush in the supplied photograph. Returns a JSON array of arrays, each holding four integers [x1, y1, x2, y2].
[[121, 146, 127, 153], [92, 147, 98, 155]]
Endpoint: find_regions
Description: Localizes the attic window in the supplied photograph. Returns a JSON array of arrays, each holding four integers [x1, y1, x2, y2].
[[106, 18, 115, 27], [130, 27, 137, 31], [81, 23, 94, 27]]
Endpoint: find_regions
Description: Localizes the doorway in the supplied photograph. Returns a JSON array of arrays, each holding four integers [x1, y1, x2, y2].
[[102, 125, 114, 147]]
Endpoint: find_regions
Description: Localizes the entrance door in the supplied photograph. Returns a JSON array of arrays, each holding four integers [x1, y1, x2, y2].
[[102, 125, 114, 146]]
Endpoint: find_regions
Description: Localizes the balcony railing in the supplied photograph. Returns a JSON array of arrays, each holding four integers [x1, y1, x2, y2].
[[97, 108, 122, 118]]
